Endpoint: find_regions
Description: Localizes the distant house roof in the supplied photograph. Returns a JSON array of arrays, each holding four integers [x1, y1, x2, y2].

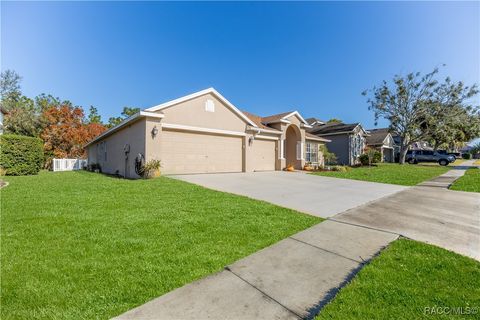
[[308, 122, 361, 135], [261, 111, 294, 124], [366, 128, 391, 145], [243, 111, 282, 132], [305, 117, 326, 126], [243, 110, 312, 132]]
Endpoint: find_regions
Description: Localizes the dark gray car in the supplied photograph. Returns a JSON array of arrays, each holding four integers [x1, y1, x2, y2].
[[406, 150, 455, 166]]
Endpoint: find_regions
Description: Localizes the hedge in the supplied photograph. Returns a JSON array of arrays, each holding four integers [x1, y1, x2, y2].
[[0, 134, 44, 175]]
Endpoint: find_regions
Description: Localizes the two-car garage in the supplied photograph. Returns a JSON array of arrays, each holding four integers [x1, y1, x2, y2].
[[159, 130, 277, 174], [159, 130, 244, 174]]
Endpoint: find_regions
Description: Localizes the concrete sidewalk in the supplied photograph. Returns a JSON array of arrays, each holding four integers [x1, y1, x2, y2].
[[335, 161, 479, 260], [113, 221, 398, 320], [113, 165, 478, 319], [418, 159, 477, 188]]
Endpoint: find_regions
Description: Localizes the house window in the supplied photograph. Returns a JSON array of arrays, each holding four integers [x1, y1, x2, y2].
[[280, 139, 285, 159], [351, 135, 364, 158], [305, 142, 318, 163]]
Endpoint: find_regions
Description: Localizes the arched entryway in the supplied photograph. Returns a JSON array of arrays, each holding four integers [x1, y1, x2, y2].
[[285, 125, 301, 169]]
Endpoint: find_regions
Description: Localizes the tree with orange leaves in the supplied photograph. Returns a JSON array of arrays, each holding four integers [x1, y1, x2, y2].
[[41, 102, 106, 167]]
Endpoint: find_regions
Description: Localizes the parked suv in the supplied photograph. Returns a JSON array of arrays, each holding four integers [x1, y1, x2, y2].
[[406, 150, 455, 166], [437, 150, 457, 160]]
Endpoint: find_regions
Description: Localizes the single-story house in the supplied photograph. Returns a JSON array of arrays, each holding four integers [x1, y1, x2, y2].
[[86, 88, 329, 178], [306, 118, 368, 166], [365, 128, 395, 163]]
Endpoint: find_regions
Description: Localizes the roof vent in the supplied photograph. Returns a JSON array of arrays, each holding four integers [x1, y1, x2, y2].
[[205, 99, 215, 112]]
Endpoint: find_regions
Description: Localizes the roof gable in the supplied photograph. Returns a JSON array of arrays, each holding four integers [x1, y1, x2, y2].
[[366, 128, 393, 145], [305, 117, 326, 126], [262, 110, 310, 126], [145, 88, 257, 127]]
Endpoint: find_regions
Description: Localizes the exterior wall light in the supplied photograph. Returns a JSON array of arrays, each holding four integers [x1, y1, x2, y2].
[[151, 125, 159, 137]]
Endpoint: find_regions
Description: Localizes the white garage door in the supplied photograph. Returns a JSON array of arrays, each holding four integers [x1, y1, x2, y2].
[[252, 139, 276, 171], [160, 130, 243, 174]]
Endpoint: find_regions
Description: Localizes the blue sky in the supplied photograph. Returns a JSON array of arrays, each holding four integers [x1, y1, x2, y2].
[[2, 1, 479, 129]]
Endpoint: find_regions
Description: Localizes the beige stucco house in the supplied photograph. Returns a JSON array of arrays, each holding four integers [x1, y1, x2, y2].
[[86, 88, 329, 178]]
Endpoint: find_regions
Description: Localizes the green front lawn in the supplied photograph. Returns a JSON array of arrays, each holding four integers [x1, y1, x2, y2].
[[317, 239, 480, 319], [1, 171, 320, 319], [312, 163, 449, 186], [450, 168, 480, 193]]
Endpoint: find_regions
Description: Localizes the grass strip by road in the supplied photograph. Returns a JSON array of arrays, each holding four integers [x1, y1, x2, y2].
[[450, 168, 480, 193], [1, 171, 320, 319], [317, 239, 480, 319], [312, 163, 449, 186]]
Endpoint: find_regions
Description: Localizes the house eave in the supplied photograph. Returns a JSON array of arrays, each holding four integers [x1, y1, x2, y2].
[[246, 126, 283, 135], [306, 136, 331, 143], [84, 111, 164, 147]]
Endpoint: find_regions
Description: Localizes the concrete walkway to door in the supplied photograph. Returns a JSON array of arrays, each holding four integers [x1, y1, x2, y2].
[[172, 171, 407, 218]]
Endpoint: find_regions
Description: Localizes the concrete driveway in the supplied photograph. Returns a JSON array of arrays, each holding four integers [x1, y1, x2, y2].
[[172, 171, 406, 218]]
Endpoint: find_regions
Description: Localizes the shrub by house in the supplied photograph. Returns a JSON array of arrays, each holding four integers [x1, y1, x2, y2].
[[0, 134, 43, 175]]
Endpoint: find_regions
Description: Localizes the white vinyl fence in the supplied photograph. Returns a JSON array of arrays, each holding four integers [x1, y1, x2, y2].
[[52, 158, 88, 172]]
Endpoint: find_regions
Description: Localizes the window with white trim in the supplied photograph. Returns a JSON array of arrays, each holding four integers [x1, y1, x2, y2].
[[305, 142, 319, 163], [280, 139, 285, 159]]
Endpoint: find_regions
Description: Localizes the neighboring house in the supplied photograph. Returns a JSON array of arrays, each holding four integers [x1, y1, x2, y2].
[[391, 134, 434, 162], [85, 88, 329, 178], [305, 117, 326, 126], [307, 120, 368, 166], [366, 128, 395, 163], [411, 141, 433, 150]]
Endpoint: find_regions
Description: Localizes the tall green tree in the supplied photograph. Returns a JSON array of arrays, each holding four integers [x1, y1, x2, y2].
[[107, 106, 140, 127], [1, 70, 43, 137], [0, 70, 22, 105], [87, 106, 102, 124], [121, 106, 140, 118], [422, 77, 479, 150], [363, 68, 478, 163], [35, 94, 63, 112], [327, 118, 342, 123]]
